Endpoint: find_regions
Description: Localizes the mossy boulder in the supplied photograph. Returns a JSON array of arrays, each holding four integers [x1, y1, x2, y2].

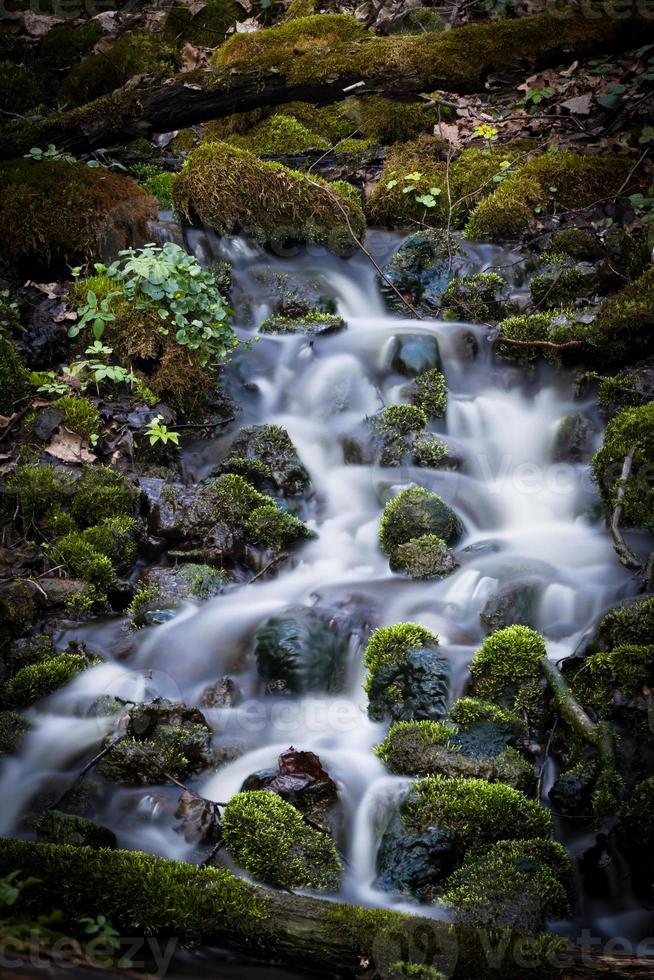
[[211, 14, 368, 70], [255, 606, 350, 694], [363, 404, 428, 468], [442, 839, 571, 932], [465, 151, 631, 241], [97, 700, 213, 785], [33, 810, 117, 849], [0, 580, 36, 647], [218, 424, 310, 496], [0, 159, 155, 274], [348, 96, 440, 145], [145, 564, 228, 605], [59, 32, 179, 108], [379, 231, 459, 314], [598, 366, 654, 417], [379, 487, 464, 555], [364, 623, 449, 722], [405, 368, 447, 419], [389, 535, 458, 580], [553, 413, 594, 464], [588, 595, 654, 653], [375, 716, 533, 792], [226, 113, 330, 156], [549, 227, 602, 261], [529, 255, 599, 310], [173, 142, 365, 256], [480, 580, 542, 634], [469, 625, 546, 712], [592, 402, 654, 532], [441, 272, 508, 323], [567, 644, 654, 724], [221, 790, 342, 891], [376, 775, 552, 898], [2, 652, 92, 709], [146, 473, 312, 568], [259, 312, 345, 336]]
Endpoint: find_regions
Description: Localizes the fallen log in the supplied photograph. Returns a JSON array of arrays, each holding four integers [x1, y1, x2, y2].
[[0, 10, 650, 157], [1, 838, 653, 978]]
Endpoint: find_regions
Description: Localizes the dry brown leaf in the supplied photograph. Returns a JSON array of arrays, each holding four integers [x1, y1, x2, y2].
[[45, 428, 95, 464], [180, 41, 212, 71], [560, 93, 593, 115], [179, 0, 207, 14], [435, 122, 462, 146]]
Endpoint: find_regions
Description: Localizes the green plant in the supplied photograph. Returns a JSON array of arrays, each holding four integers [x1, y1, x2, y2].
[[36, 372, 69, 397], [629, 187, 654, 226], [519, 85, 556, 108], [24, 145, 100, 168], [78, 915, 121, 954], [386, 171, 443, 210], [69, 288, 119, 341], [103, 243, 234, 367], [144, 415, 180, 447], [69, 343, 136, 394], [0, 870, 40, 910]]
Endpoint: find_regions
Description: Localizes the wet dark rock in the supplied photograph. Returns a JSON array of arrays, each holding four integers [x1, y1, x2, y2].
[[97, 699, 213, 786], [242, 746, 339, 836], [254, 606, 350, 694], [379, 230, 462, 314], [174, 789, 222, 845], [376, 811, 456, 898], [259, 313, 346, 336], [480, 581, 542, 634], [200, 676, 240, 709], [146, 564, 228, 603], [552, 413, 594, 464], [368, 647, 449, 722], [33, 809, 116, 849], [388, 334, 442, 378], [217, 424, 310, 496], [32, 406, 64, 442], [577, 594, 654, 655], [264, 271, 337, 319], [548, 764, 596, 817]]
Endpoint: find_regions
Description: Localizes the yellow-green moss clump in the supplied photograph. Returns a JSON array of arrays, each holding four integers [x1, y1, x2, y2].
[[174, 142, 365, 255], [368, 140, 526, 228], [226, 114, 330, 156], [165, 0, 243, 46], [464, 151, 631, 241], [222, 790, 342, 891], [592, 401, 654, 532], [212, 15, 369, 69], [348, 96, 441, 146], [442, 838, 571, 931], [379, 486, 463, 554], [569, 644, 654, 721], [2, 652, 92, 709], [469, 625, 546, 711], [364, 622, 438, 692], [0, 159, 155, 272], [59, 32, 179, 108]]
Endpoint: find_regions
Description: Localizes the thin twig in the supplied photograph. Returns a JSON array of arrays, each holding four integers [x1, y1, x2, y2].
[[49, 734, 125, 811]]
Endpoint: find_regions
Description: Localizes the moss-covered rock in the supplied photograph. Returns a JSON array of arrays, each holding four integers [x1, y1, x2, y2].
[[218, 424, 310, 495], [441, 272, 507, 322], [259, 312, 346, 335], [469, 625, 546, 711], [97, 700, 213, 785], [375, 719, 533, 791], [0, 580, 36, 647], [377, 775, 552, 898], [364, 404, 428, 467], [549, 227, 602, 261], [378, 230, 457, 313], [364, 623, 448, 722], [617, 776, 654, 885], [0, 159, 155, 274], [212, 14, 368, 69], [4, 463, 74, 537], [552, 412, 593, 464], [59, 32, 179, 108], [50, 532, 116, 589], [348, 96, 440, 145], [389, 534, 458, 580], [226, 113, 330, 156], [568, 644, 654, 723], [2, 652, 91, 709], [145, 564, 228, 605], [406, 368, 447, 419], [442, 838, 571, 931], [150, 473, 312, 565], [33, 810, 117, 849], [529, 254, 599, 310], [590, 595, 654, 653], [586, 267, 654, 367], [174, 142, 365, 256], [51, 395, 100, 442], [379, 487, 463, 555], [598, 366, 654, 417], [592, 402, 654, 532], [222, 790, 342, 891], [465, 151, 631, 241]]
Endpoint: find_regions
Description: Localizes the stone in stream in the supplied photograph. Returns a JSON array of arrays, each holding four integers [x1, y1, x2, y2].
[[364, 624, 449, 722], [375, 774, 552, 900], [480, 580, 543, 634], [259, 312, 346, 336], [379, 230, 462, 314], [389, 534, 459, 580], [200, 676, 240, 708], [552, 412, 594, 464], [254, 606, 351, 694], [216, 423, 311, 496], [241, 746, 340, 836], [388, 334, 442, 378], [379, 486, 464, 554], [33, 810, 117, 850], [97, 699, 213, 785]]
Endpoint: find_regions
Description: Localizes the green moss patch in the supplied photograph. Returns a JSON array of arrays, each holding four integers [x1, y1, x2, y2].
[[379, 486, 463, 554], [469, 625, 546, 710], [2, 653, 91, 709], [592, 401, 654, 531], [364, 622, 437, 692], [174, 142, 365, 255]]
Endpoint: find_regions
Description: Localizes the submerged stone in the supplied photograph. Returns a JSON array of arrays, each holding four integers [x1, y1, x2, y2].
[[255, 606, 350, 694], [218, 424, 310, 495], [388, 334, 442, 378], [367, 647, 449, 723], [379, 231, 460, 313]]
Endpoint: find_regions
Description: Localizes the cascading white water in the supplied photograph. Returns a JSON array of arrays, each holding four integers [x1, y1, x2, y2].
[[0, 232, 642, 937]]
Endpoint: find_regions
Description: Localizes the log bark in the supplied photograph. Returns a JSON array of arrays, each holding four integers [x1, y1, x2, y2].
[[0, 838, 652, 979], [0, 10, 650, 157]]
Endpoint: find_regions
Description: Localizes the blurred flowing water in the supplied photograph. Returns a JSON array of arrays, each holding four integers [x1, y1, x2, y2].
[[1, 229, 649, 950]]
